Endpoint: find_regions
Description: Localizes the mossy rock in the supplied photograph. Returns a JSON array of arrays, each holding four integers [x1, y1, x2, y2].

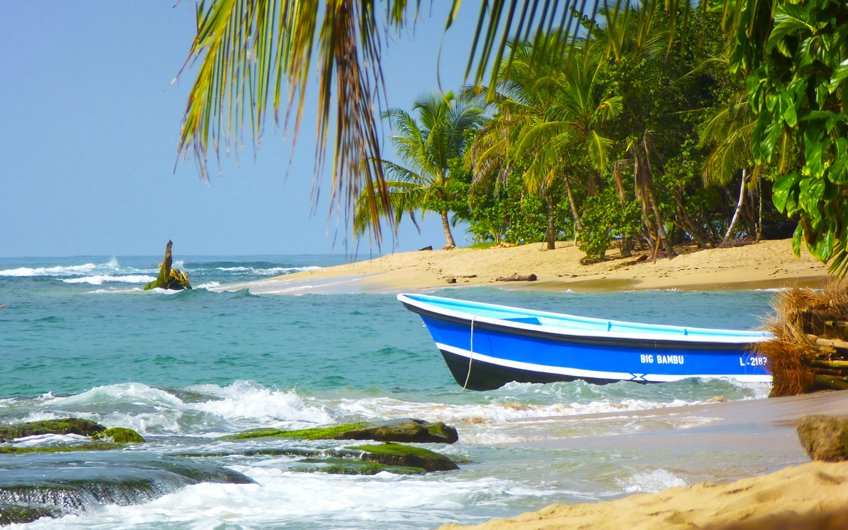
[[797, 415, 848, 461], [291, 457, 426, 476], [0, 503, 63, 525], [92, 427, 144, 444], [0, 443, 124, 454], [0, 418, 105, 442], [222, 419, 458, 444], [221, 422, 368, 441], [352, 442, 459, 472]]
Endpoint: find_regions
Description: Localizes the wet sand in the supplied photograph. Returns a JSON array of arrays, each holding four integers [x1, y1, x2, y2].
[[441, 391, 848, 530]]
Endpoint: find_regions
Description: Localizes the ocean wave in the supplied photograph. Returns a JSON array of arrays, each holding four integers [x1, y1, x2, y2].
[[618, 468, 688, 493], [63, 274, 155, 285], [30, 382, 333, 436], [187, 380, 335, 429], [0, 262, 100, 277], [214, 265, 322, 276], [0, 257, 155, 279]]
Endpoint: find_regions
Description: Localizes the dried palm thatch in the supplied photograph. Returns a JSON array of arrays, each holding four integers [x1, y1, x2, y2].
[[757, 281, 848, 397]]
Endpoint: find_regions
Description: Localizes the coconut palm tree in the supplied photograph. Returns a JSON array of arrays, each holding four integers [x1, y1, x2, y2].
[[353, 91, 486, 249], [176, 0, 655, 245], [177, 0, 848, 277]]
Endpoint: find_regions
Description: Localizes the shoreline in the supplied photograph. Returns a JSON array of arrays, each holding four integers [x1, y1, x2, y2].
[[247, 238, 842, 530], [259, 238, 828, 294], [441, 390, 848, 530]]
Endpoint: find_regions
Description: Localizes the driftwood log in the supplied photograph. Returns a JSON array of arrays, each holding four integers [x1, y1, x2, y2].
[[496, 273, 537, 282]]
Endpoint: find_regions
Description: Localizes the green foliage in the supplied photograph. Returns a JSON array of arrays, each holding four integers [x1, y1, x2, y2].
[[736, 0, 848, 275], [578, 187, 641, 261]]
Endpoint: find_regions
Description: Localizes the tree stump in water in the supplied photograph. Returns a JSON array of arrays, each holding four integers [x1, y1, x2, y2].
[[144, 240, 191, 290]]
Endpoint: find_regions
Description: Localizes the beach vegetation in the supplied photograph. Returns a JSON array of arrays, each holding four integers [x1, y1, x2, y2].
[[177, 0, 848, 276]]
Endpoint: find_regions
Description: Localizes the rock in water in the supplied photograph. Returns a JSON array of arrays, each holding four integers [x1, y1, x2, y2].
[[144, 240, 191, 290], [223, 418, 459, 444], [0, 418, 105, 442], [797, 415, 848, 461]]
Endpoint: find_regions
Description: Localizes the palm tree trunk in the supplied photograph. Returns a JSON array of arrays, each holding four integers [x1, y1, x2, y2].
[[563, 175, 581, 242], [635, 133, 675, 259], [722, 168, 747, 245], [612, 162, 632, 257], [757, 177, 763, 242], [440, 211, 456, 249], [544, 194, 556, 250]]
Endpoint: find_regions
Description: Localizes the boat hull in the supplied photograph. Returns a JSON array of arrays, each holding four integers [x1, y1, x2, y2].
[[400, 294, 772, 391]]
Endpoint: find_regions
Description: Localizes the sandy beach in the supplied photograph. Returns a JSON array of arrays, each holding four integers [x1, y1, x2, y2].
[[258, 238, 828, 294], [440, 390, 848, 530]]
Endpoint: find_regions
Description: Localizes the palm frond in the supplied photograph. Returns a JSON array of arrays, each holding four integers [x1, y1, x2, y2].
[[178, 0, 411, 245]]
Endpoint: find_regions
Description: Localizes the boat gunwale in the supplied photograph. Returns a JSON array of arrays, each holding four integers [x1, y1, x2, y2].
[[397, 293, 772, 347]]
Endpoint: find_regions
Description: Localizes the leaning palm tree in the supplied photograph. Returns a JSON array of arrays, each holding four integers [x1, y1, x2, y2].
[[353, 91, 486, 249]]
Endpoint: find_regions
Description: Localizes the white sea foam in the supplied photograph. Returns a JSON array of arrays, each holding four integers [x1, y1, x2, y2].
[[22, 469, 560, 529], [216, 265, 321, 276], [333, 395, 710, 428], [188, 381, 334, 429], [11, 433, 92, 447], [33, 381, 334, 435], [0, 257, 154, 279], [618, 468, 688, 493], [0, 262, 99, 277], [63, 274, 155, 285]]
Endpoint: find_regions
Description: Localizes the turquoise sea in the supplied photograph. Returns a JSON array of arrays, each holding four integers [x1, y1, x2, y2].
[[0, 256, 791, 528]]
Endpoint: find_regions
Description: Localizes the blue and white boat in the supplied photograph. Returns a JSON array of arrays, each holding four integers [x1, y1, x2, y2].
[[398, 293, 773, 390]]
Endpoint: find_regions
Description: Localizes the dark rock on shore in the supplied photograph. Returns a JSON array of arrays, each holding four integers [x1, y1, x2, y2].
[[224, 418, 459, 444], [797, 415, 848, 461]]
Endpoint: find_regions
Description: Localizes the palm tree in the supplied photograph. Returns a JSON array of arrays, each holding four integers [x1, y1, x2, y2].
[[353, 91, 486, 249], [468, 37, 621, 250], [178, 0, 848, 277], [176, 0, 649, 245]]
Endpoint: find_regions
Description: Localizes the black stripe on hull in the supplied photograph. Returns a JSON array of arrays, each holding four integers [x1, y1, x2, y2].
[[440, 349, 626, 391]]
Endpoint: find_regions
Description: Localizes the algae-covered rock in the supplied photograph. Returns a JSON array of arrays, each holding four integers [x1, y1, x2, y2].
[[223, 419, 458, 444], [797, 415, 848, 461], [0, 418, 105, 442], [353, 442, 459, 472], [0, 443, 125, 454], [144, 240, 191, 290], [344, 419, 459, 444], [0, 503, 63, 525], [291, 457, 425, 476], [92, 427, 144, 444]]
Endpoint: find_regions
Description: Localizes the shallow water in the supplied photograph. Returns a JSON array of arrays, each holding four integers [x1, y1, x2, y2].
[[0, 256, 783, 528]]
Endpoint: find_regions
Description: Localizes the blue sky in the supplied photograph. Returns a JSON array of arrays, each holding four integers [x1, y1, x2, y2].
[[0, 3, 479, 257]]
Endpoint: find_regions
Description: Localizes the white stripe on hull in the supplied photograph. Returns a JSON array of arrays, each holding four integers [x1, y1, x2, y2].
[[437, 343, 773, 384]]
